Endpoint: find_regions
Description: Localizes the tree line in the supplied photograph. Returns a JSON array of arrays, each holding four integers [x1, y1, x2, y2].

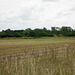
[[0, 26, 75, 38]]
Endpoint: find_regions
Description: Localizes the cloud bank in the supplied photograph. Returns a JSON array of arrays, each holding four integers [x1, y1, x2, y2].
[[43, 0, 59, 2], [0, 0, 75, 31]]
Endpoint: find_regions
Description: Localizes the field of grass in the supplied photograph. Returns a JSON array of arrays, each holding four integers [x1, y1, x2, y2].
[[0, 37, 75, 75]]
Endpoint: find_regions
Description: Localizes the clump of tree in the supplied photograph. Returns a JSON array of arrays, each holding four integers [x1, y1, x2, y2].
[[0, 26, 75, 38]]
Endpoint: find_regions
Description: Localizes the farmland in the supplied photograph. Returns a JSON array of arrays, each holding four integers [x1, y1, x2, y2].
[[0, 37, 75, 75]]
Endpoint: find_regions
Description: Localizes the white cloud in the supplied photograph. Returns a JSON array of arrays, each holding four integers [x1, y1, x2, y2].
[[0, 0, 75, 31], [43, 0, 59, 2]]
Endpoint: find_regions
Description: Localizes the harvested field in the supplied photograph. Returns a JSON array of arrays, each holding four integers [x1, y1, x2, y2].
[[0, 37, 75, 75]]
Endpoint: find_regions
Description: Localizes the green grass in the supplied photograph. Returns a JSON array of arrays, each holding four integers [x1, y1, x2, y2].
[[0, 37, 75, 45]]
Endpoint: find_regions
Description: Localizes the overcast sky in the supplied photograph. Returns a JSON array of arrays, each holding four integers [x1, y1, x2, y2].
[[0, 0, 75, 31]]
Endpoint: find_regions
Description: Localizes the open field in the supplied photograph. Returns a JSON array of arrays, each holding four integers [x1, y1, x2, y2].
[[0, 37, 75, 75]]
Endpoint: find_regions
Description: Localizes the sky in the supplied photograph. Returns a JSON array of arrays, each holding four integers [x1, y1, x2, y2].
[[0, 0, 75, 31]]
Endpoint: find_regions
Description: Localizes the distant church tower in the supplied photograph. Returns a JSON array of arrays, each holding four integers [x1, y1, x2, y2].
[[51, 27, 56, 31]]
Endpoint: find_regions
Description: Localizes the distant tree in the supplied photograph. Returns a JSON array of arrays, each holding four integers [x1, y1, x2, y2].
[[56, 27, 60, 31], [0, 30, 7, 38], [0, 26, 74, 38], [60, 26, 73, 36], [24, 28, 32, 37], [28, 30, 37, 37], [13, 32, 22, 37]]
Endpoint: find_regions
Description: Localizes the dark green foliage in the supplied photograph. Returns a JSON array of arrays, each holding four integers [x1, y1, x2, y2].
[[0, 26, 75, 38], [60, 26, 73, 35], [28, 30, 37, 37]]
